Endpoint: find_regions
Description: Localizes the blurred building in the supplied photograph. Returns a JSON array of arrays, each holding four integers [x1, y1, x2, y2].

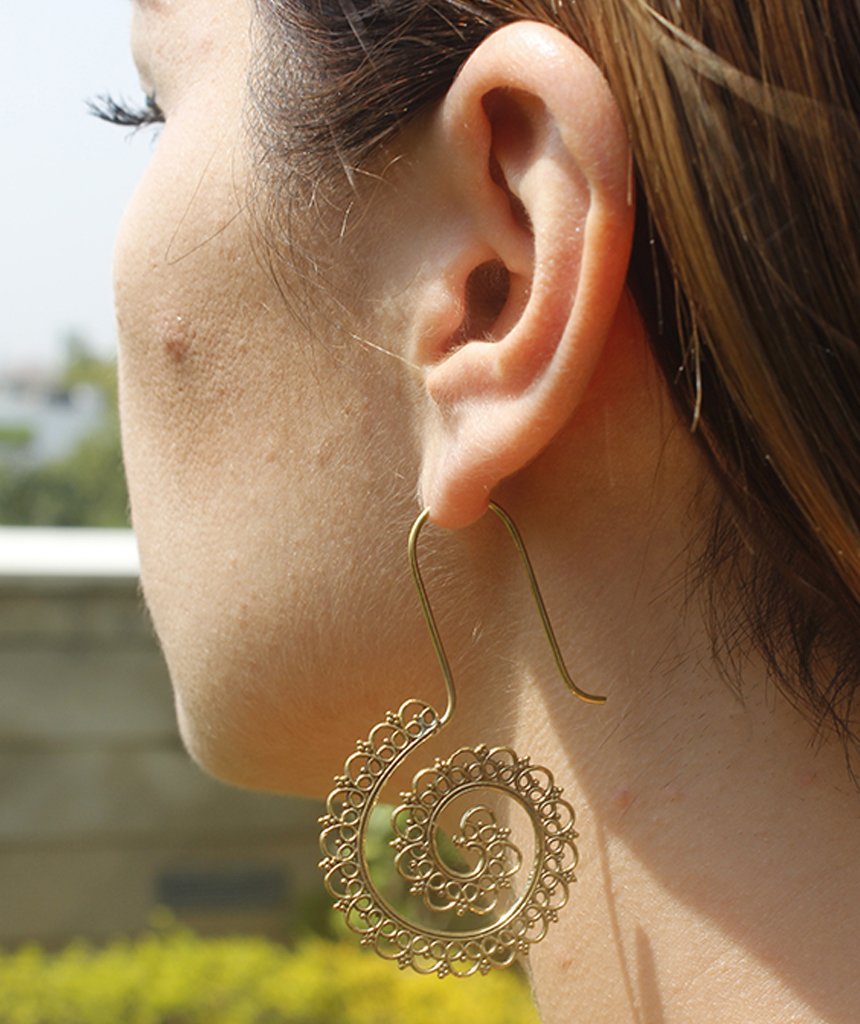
[[0, 529, 322, 947], [0, 370, 105, 469]]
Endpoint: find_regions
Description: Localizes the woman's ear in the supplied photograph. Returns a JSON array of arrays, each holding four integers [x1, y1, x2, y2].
[[411, 21, 634, 529]]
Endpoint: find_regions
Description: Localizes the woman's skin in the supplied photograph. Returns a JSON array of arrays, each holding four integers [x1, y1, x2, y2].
[[115, 1, 859, 1021]]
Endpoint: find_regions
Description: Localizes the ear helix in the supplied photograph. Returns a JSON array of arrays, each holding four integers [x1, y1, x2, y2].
[[318, 502, 605, 977]]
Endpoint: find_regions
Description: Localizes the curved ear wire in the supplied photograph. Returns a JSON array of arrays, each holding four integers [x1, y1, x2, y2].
[[409, 502, 608, 723], [413, 22, 634, 529]]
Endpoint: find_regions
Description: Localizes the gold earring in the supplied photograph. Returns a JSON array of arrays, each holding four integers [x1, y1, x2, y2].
[[319, 502, 606, 978]]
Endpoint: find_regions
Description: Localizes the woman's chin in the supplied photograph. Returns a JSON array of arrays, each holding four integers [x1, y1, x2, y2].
[[172, 683, 337, 798]]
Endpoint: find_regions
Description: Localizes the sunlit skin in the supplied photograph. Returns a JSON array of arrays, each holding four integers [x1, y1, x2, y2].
[[113, 1, 859, 1021]]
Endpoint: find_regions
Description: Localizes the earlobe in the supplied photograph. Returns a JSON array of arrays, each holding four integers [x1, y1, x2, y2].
[[415, 21, 634, 529]]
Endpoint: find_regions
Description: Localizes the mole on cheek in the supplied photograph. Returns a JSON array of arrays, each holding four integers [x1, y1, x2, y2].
[[161, 315, 192, 364]]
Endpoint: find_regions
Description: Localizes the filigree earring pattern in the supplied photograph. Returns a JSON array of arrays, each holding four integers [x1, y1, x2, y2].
[[319, 503, 606, 977]]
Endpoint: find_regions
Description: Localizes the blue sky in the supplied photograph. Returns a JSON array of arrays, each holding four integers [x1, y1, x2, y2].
[[0, 4, 153, 369]]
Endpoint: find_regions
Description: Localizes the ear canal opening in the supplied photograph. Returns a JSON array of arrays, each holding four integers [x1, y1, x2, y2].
[[452, 259, 510, 347]]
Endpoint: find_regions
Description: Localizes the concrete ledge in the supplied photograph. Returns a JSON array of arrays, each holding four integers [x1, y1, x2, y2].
[[0, 527, 139, 583], [0, 556, 326, 944]]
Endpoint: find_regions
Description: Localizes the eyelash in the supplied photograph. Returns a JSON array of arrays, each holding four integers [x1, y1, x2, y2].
[[88, 93, 165, 131]]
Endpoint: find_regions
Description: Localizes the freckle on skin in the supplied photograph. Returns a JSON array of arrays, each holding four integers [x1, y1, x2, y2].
[[615, 787, 635, 811]]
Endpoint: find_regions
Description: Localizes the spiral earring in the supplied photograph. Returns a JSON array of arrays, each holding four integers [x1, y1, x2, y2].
[[319, 502, 606, 978]]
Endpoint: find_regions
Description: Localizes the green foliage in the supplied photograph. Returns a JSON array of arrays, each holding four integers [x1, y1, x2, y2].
[[0, 335, 129, 527], [0, 428, 128, 527], [60, 333, 119, 403], [0, 424, 34, 449], [0, 925, 541, 1024]]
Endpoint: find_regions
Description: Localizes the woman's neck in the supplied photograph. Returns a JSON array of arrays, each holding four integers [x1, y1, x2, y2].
[[519, 633, 859, 1023], [493, 383, 860, 1023]]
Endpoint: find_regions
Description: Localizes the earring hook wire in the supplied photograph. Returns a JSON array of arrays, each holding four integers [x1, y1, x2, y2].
[[408, 501, 607, 727]]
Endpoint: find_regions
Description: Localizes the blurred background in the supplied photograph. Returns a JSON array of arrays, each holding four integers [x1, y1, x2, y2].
[[0, 0, 324, 953], [1, 1, 144, 525], [0, 6, 539, 1022]]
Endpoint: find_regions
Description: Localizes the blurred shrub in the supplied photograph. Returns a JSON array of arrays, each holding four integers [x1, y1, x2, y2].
[[0, 426, 128, 527], [0, 424, 35, 449], [0, 925, 540, 1024], [0, 336, 128, 527]]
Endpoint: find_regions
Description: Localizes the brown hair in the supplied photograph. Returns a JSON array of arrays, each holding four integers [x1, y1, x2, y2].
[[252, 0, 860, 763]]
